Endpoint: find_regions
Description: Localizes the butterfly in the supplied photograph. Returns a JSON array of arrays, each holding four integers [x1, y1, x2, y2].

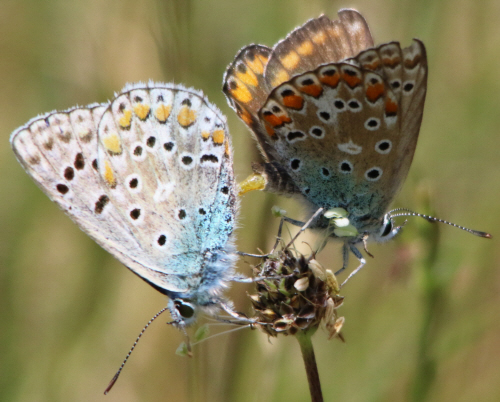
[[223, 8, 490, 283], [11, 82, 243, 326]]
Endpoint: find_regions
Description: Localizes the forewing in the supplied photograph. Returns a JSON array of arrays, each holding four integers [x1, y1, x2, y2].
[[96, 83, 237, 294], [264, 9, 374, 88]]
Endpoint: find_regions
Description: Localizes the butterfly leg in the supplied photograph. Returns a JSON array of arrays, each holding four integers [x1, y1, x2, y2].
[[340, 245, 367, 287], [219, 301, 256, 325], [283, 207, 324, 249], [335, 242, 350, 276]]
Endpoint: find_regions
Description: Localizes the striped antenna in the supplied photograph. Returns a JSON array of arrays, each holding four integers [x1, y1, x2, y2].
[[388, 208, 492, 238], [104, 306, 170, 395]]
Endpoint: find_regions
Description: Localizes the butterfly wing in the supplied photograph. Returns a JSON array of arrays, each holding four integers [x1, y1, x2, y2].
[[223, 9, 373, 164], [258, 39, 427, 230], [11, 83, 237, 300]]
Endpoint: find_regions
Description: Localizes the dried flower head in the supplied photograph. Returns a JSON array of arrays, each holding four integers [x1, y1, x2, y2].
[[249, 248, 345, 340]]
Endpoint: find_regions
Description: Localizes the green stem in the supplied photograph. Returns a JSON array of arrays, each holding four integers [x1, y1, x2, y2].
[[296, 331, 323, 402]]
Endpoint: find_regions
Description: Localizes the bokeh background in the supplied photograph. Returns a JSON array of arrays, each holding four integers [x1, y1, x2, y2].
[[1, 0, 499, 401]]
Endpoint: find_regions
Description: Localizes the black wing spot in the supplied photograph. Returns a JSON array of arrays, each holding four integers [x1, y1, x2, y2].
[[130, 208, 141, 220], [157, 234, 167, 246], [129, 178, 138, 188], [64, 167, 75, 181], [134, 146, 143, 156], [56, 184, 69, 194], [182, 156, 193, 165], [334, 100, 345, 109], [200, 154, 219, 163], [319, 111, 331, 121], [403, 82, 414, 92], [95, 195, 109, 214], [74, 153, 85, 170]]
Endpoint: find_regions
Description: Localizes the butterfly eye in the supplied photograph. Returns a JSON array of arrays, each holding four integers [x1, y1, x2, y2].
[[173, 299, 196, 323], [381, 219, 393, 237], [376, 214, 404, 242]]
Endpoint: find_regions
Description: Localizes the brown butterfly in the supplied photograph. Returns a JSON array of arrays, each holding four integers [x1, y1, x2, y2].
[[223, 8, 490, 283]]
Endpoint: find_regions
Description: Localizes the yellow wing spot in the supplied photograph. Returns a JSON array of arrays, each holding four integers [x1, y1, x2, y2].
[[103, 160, 116, 187], [134, 104, 150, 120], [280, 50, 300, 70], [201, 131, 210, 140], [102, 132, 122, 154], [230, 80, 253, 104], [155, 104, 172, 122], [247, 54, 268, 75], [212, 129, 225, 144], [236, 68, 258, 87], [312, 31, 327, 45], [238, 173, 266, 195], [329, 25, 343, 40], [271, 69, 291, 88], [297, 41, 314, 56], [177, 106, 197, 128], [118, 110, 132, 128], [225, 139, 230, 156]]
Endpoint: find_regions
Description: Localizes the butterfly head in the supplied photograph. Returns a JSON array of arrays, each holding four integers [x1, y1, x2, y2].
[[168, 298, 198, 327], [324, 207, 404, 245]]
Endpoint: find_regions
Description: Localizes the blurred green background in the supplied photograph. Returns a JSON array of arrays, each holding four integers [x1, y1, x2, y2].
[[1, 0, 499, 401]]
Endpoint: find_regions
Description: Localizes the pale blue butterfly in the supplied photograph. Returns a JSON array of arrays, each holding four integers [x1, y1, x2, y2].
[[11, 82, 244, 326]]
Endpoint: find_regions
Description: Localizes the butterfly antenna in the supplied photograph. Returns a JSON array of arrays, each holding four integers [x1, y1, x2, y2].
[[388, 208, 492, 238], [104, 306, 170, 395]]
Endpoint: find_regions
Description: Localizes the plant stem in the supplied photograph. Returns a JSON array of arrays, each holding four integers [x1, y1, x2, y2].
[[296, 331, 323, 402]]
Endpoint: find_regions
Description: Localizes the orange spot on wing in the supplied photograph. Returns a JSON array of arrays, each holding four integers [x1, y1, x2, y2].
[[297, 41, 313, 56], [155, 104, 171, 122], [280, 51, 300, 70], [134, 104, 150, 120], [363, 60, 380, 71], [366, 83, 385, 103], [299, 84, 323, 98], [177, 106, 197, 127], [239, 108, 253, 125], [225, 139, 230, 155], [212, 130, 225, 144], [404, 55, 421, 69], [282, 94, 304, 110], [201, 131, 210, 140], [265, 124, 276, 137], [103, 160, 116, 187], [236, 68, 258, 87], [247, 54, 268, 75], [102, 133, 122, 154], [320, 72, 340, 88], [382, 57, 401, 68], [342, 73, 362, 88], [385, 98, 398, 116], [312, 31, 327, 45], [263, 113, 283, 127], [271, 70, 291, 88], [262, 111, 291, 128], [230, 81, 253, 104], [118, 110, 132, 128]]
